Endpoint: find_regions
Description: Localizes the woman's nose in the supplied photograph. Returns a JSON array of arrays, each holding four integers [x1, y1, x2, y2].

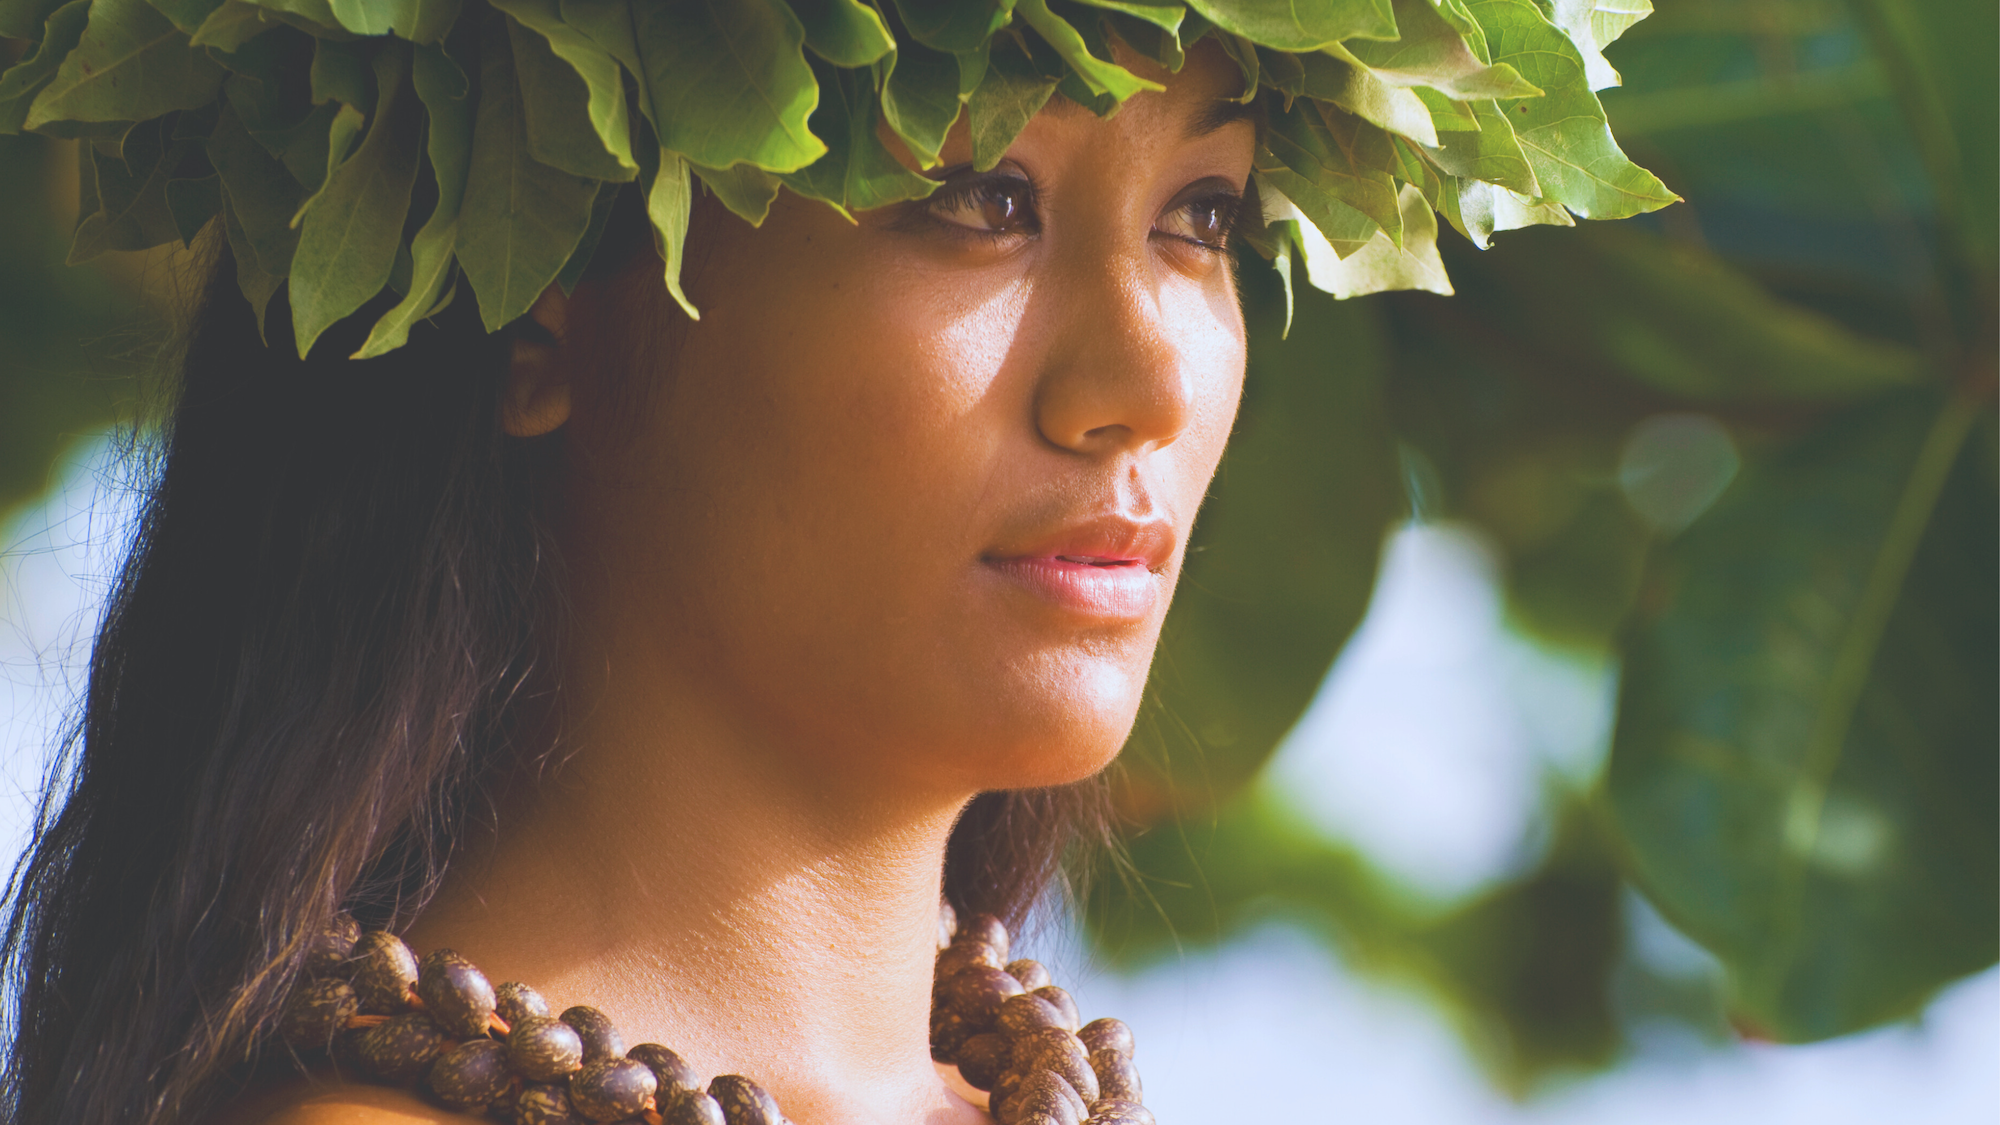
[[1032, 241, 1194, 458]]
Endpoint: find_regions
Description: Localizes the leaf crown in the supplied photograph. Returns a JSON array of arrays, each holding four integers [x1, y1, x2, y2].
[[0, 0, 1677, 358]]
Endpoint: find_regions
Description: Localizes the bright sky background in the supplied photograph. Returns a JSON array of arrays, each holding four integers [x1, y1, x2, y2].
[[3, 436, 1994, 1123]]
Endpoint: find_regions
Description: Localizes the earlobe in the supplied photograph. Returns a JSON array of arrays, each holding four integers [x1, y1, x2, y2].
[[503, 287, 574, 437]]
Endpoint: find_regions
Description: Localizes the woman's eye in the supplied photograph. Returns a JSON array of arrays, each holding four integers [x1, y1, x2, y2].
[[926, 175, 1039, 238], [1156, 192, 1242, 251]]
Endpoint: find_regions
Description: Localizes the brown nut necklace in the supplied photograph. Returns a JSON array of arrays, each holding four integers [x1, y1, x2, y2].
[[275, 903, 1152, 1125]]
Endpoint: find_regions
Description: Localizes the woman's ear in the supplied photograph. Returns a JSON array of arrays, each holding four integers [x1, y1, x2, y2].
[[503, 287, 573, 437]]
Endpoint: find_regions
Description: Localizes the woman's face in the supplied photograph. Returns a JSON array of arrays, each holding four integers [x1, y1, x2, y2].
[[559, 45, 1255, 797]]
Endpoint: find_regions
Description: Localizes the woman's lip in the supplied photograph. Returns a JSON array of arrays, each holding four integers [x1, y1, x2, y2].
[[982, 555, 1160, 620]]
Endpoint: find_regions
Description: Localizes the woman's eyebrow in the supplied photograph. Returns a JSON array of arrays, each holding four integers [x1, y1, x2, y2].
[[1185, 98, 1259, 138]]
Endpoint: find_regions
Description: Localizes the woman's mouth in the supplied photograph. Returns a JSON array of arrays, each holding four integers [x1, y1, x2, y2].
[[983, 555, 1160, 620], [981, 519, 1175, 622]]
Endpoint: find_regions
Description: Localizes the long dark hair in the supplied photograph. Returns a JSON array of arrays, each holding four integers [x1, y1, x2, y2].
[[0, 220, 1108, 1123]]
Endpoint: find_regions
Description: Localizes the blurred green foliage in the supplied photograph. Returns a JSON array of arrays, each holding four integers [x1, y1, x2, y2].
[[2, 0, 1994, 1098], [0, 127, 155, 525], [1104, 0, 1996, 1091]]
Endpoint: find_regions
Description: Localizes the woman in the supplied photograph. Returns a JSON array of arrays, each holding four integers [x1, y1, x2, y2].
[[0, 2, 1670, 1122]]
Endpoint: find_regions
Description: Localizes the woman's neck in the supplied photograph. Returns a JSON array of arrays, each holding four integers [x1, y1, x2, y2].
[[407, 628, 984, 1125]]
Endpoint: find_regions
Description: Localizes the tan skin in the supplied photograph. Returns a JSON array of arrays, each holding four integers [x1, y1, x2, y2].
[[235, 41, 1254, 1125]]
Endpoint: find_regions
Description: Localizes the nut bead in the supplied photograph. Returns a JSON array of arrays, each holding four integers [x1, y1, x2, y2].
[[956, 913, 1010, 960], [304, 913, 361, 977], [954, 1032, 1013, 1091], [1078, 1017, 1134, 1059], [1089, 1049, 1141, 1104], [567, 1057, 658, 1122], [1088, 1098, 1157, 1125], [559, 1005, 626, 1064], [516, 1082, 582, 1125], [279, 977, 358, 1049], [995, 993, 1064, 1039], [509, 1015, 586, 1082], [938, 900, 958, 951], [1005, 959, 1052, 991], [936, 965, 1024, 1029], [1012, 1028, 1097, 1104], [929, 1006, 977, 1062], [417, 948, 497, 1039], [1032, 985, 1080, 1032], [354, 1012, 449, 1083], [427, 1039, 511, 1108], [665, 1089, 729, 1125], [935, 941, 1005, 979], [999, 1069, 1083, 1125], [708, 1074, 782, 1125], [629, 1043, 702, 1101], [497, 981, 553, 1025], [351, 931, 420, 1014]]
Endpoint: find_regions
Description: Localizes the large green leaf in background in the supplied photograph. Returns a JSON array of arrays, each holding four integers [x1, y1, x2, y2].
[[1611, 392, 1996, 1039]]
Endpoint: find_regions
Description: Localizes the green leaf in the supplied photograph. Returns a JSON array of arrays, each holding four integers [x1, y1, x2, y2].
[[964, 30, 1059, 170], [456, 6, 597, 332], [1543, 0, 1650, 91], [553, 178, 617, 295], [1425, 96, 1539, 196], [354, 40, 471, 358], [1015, 0, 1160, 102], [286, 98, 364, 218], [326, 0, 461, 41], [1119, 265, 1403, 812], [691, 160, 783, 225], [165, 170, 220, 243], [1254, 169, 1377, 258], [1447, 225, 1927, 403], [1271, 181, 1451, 298], [644, 145, 699, 320], [878, 36, 962, 167], [1261, 100, 1403, 246], [1440, 174, 1569, 247], [0, 0, 67, 40], [1344, 0, 1540, 100], [887, 0, 1012, 52], [1414, 85, 1480, 132], [1182, 0, 1394, 51], [240, 0, 342, 33], [493, 0, 637, 181], [288, 40, 422, 356], [780, 58, 937, 212], [67, 116, 189, 262], [207, 103, 302, 275], [1609, 392, 1996, 1040], [1097, 9, 1185, 72], [1463, 0, 1674, 219], [1297, 45, 1437, 147], [221, 189, 286, 338], [188, 0, 290, 49], [309, 35, 373, 113], [1069, 0, 1182, 34], [0, 0, 90, 135], [25, 0, 227, 132], [145, 0, 225, 35], [787, 0, 895, 66], [627, 0, 826, 174]]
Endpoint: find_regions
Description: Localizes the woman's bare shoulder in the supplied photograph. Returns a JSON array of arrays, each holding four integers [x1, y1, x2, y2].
[[207, 1073, 487, 1125]]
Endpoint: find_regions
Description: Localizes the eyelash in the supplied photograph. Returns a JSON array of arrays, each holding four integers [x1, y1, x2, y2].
[[914, 173, 1243, 254]]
